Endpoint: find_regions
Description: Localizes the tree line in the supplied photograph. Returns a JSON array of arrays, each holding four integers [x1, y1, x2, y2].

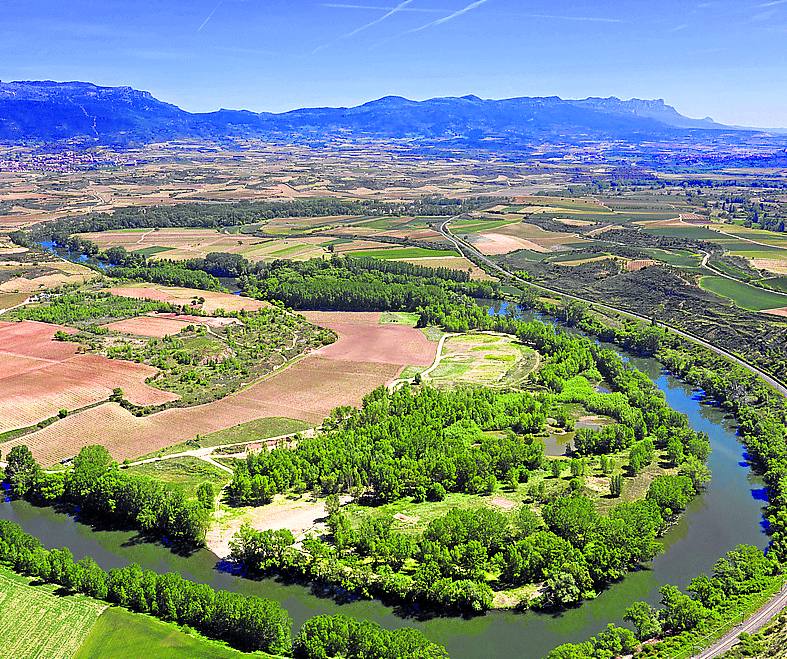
[[5, 444, 210, 548], [546, 544, 779, 658], [0, 518, 446, 658], [11, 197, 488, 245]]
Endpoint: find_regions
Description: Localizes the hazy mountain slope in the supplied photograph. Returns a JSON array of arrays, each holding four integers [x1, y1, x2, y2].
[[0, 80, 743, 146]]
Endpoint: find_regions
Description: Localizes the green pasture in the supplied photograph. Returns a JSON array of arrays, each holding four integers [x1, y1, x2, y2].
[[699, 276, 787, 311], [75, 608, 266, 659], [0, 567, 106, 659]]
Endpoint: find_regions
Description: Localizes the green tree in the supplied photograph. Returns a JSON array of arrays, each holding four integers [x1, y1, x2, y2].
[[5, 445, 41, 497], [660, 584, 706, 632], [609, 474, 623, 498], [196, 482, 216, 510], [624, 601, 662, 640]]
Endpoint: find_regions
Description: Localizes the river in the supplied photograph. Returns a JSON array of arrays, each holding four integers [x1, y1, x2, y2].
[[0, 310, 769, 658]]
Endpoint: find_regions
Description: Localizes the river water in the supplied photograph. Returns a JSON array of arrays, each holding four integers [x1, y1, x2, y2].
[[0, 310, 769, 658]]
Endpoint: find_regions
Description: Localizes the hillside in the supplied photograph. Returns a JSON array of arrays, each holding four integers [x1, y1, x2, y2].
[[0, 80, 748, 147]]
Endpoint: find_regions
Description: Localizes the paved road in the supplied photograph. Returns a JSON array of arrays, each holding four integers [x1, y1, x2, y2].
[[439, 219, 787, 398], [692, 583, 787, 658]]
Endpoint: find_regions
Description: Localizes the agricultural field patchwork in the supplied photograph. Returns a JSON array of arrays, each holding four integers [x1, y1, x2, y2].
[[6, 290, 333, 408], [0, 319, 178, 433], [107, 283, 268, 314], [1, 310, 436, 464]]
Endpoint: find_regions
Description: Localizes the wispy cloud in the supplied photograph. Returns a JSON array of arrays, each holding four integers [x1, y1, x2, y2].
[[403, 0, 491, 35], [757, 0, 787, 7], [321, 3, 443, 12], [313, 0, 415, 53], [523, 13, 622, 23], [669, 23, 690, 32], [197, 1, 223, 33]]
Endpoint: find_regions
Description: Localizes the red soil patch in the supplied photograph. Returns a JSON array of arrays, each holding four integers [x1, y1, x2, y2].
[[0, 321, 177, 433], [763, 307, 787, 318], [625, 259, 657, 272], [103, 316, 194, 338], [108, 285, 267, 314], [470, 233, 549, 255], [150, 313, 240, 328], [3, 313, 437, 464], [302, 311, 437, 366], [102, 313, 239, 338]]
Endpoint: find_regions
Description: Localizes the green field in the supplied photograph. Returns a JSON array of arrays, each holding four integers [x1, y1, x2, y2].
[[699, 276, 787, 311], [349, 247, 458, 259], [139, 416, 312, 458], [0, 567, 106, 659], [379, 311, 420, 326], [761, 276, 787, 294], [451, 217, 519, 233], [75, 607, 267, 659], [639, 247, 702, 268], [642, 225, 721, 240], [125, 457, 232, 498]]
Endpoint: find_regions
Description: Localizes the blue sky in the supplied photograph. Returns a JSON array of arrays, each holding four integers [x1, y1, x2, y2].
[[1, 0, 786, 126]]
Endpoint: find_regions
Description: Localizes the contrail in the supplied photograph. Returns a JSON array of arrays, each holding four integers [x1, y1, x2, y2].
[[197, 0, 223, 33], [404, 0, 490, 34], [312, 0, 415, 54], [321, 3, 442, 11]]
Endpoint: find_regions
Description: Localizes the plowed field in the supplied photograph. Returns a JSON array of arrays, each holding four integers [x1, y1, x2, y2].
[[108, 283, 267, 314], [0, 320, 178, 432], [2, 312, 438, 464]]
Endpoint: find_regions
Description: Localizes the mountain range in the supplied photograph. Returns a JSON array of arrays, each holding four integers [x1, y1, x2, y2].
[[0, 80, 762, 147]]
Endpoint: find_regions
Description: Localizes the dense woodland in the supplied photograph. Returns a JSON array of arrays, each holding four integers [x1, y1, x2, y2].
[[240, 256, 498, 311], [226, 314, 710, 612]]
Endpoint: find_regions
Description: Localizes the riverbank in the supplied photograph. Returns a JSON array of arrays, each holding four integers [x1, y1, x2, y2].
[[0, 343, 767, 659]]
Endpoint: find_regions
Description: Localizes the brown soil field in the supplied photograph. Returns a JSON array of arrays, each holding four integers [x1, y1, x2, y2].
[[102, 316, 196, 338], [78, 229, 331, 263], [0, 320, 178, 432], [496, 222, 582, 249], [301, 311, 437, 366], [3, 312, 436, 464], [470, 232, 550, 255], [107, 284, 267, 314], [103, 313, 240, 337], [625, 259, 657, 272], [149, 312, 240, 327], [0, 262, 94, 294], [0, 292, 28, 311], [555, 218, 596, 227], [751, 259, 787, 276], [763, 307, 787, 318]]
